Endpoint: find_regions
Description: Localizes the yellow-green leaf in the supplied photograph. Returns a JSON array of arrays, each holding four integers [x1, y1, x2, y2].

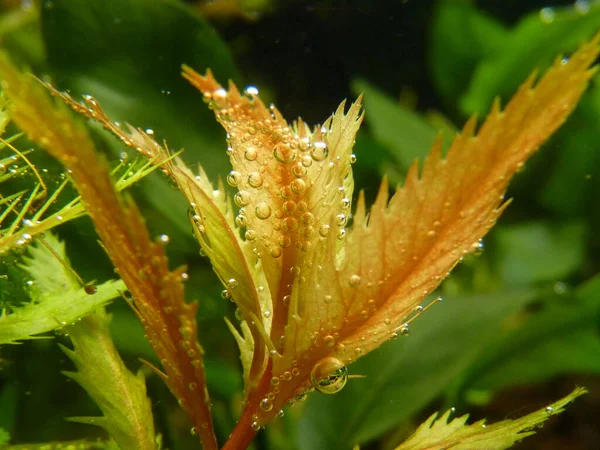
[[395, 387, 586, 450]]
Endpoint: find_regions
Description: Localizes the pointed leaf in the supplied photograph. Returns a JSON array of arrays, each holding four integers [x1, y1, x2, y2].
[[395, 387, 586, 450], [62, 309, 157, 450], [0, 233, 125, 345]]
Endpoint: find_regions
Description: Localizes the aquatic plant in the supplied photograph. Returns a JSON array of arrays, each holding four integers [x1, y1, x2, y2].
[[0, 2, 599, 449]]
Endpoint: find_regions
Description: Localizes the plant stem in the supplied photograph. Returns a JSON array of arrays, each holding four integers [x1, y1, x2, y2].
[[222, 362, 273, 450]]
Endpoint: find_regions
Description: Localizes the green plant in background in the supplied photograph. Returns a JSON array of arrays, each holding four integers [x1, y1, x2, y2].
[[0, 1, 600, 449]]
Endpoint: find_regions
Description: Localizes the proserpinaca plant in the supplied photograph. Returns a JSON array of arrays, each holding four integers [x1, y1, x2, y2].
[[0, 29, 598, 450]]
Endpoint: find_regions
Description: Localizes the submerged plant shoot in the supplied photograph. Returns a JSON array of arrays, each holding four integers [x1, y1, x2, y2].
[[1, 1, 599, 449]]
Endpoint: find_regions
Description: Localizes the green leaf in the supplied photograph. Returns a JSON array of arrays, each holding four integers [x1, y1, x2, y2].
[[0, 233, 125, 345], [430, 0, 508, 107], [460, 2, 600, 114], [297, 290, 539, 450], [540, 81, 600, 218], [395, 387, 586, 450], [451, 275, 600, 397], [61, 308, 157, 450], [4, 440, 112, 449], [494, 221, 586, 286], [351, 79, 451, 171], [41, 0, 241, 241], [0, 428, 9, 445]]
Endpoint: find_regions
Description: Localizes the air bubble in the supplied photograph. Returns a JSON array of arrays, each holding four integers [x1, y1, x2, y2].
[[311, 141, 328, 161], [227, 170, 242, 187], [349, 274, 361, 287], [255, 203, 272, 219], [235, 190, 251, 207], [310, 357, 348, 394], [399, 324, 410, 337], [283, 217, 298, 232], [248, 172, 264, 188], [291, 162, 307, 178], [319, 224, 330, 237], [245, 148, 258, 161], [290, 178, 307, 195], [260, 398, 273, 412], [283, 200, 297, 214], [540, 7, 555, 23], [273, 143, 296, 163], [273, 235, 289, 249]]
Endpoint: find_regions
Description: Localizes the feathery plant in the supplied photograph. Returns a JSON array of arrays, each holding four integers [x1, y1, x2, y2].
[[0, 2, 599, 449]]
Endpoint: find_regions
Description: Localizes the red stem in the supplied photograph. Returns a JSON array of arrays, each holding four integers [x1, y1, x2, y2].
[[222, 361, 273, 450]]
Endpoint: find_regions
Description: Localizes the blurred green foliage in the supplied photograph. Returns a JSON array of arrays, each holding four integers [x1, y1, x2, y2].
[[0, 0, 599, 449]]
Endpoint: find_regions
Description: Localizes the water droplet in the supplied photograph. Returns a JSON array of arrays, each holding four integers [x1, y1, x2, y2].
[[546, 406, 554, 413], [276, 409, 285, 418], [292, 367, 300, 376], [260, 398, 273, 411], [319, 224, 330, 237], [235, 190, 251, 207], [251, 421, 260, 431], [255, 203, 272, 219], [245, 229, 257, 241], [270, 247, 282, 258], [271, 376, 280, 386], [188, 382, 197, 391], [350, 154, 357, 164], [282, 371, 293, 381], [190, 426, 198, 435], [263, 310, 271, 318], [349, 274, 361, 287], [336, 214, 347, 227], [248, 172, 263, 188], [311, 141, 328, 161], [159, 234, 170, 244], [221, 289, 231, 300], [311, 357, 348, 394], [228, 278, 238, 289], [245, 86, 259, 96]]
